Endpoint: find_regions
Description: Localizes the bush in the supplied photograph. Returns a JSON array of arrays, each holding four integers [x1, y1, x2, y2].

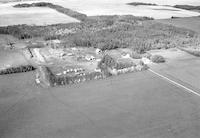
[[139, 60, 145, 66], [142, 52, 152, 59], [99, 39, 124, 51], [98, 55, 117, 69], [44, 35, 61, 41], [150, 55, 165, 63], [131, 51, 141, 59], [115, 62, 134, 69]]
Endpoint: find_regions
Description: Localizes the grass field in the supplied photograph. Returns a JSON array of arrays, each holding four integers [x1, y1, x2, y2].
[[156, 16, 200, 34], [149, 48, 200, 92], [0, 50, 30, 70], [0, 66, 200, 138], [0, 3, 79, 26]]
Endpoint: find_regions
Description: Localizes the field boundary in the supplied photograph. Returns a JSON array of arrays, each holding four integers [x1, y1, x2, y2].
[[149, 69, 200, 97]]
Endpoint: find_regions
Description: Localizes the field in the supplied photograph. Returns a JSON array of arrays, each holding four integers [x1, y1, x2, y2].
[[1, 45, 200, 138], [0, 3, 79, 26], [156, 17, 200, 55], [0, 0, 39, 3], [174, 5, 200, 12], [1, 0, 200, 20], [49, 0, 200, 19], [149, 48, 200, 92], [157, 16, 200, 34], [1, 63, 200, 137], [0, 50, 30, 70]]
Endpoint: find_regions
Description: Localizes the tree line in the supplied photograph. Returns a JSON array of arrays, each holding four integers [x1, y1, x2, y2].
[[0, 65, 36, 75]]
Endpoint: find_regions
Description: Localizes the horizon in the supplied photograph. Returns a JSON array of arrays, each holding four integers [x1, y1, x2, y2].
[[0, 0, 200, 5]]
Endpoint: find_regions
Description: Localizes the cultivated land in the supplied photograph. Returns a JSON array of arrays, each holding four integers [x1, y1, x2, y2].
[[47, 0, 200, 19], [1, 0, 200, 19], [0, 67, 200, 138], [0, 3, 79, 26]]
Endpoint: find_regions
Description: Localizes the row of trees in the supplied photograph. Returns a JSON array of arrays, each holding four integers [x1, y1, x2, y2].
[[43, 66, 104, 87], [98, 54, 136, 70], [0, 65, 36, 75]]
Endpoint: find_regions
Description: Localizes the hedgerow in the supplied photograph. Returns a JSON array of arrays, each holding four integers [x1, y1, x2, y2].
[[39, 66, 104, 86], [0, 65, 36, 75]]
